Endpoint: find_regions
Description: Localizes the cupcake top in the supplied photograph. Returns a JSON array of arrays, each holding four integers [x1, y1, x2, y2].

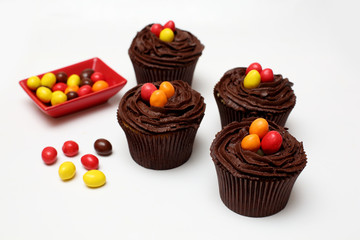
[[210, 118, 306, 180], [117, 80, 206, 134], [128, 24, 204, 69], [214, 67, 296, 113]]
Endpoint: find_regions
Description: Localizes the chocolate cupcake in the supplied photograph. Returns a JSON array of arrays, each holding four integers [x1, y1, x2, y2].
[[214, 66, 296, 128], [117, 80, 206, 170], [128, 23, 204, 86], [210, 118, 307, 217]]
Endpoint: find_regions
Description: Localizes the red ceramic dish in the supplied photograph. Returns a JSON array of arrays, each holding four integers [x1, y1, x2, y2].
[[19, 57, 127, 117]]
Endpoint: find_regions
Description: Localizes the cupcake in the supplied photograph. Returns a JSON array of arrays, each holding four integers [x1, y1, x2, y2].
[[117, 80, 206, 170], [214, 63, 296, 128], [210, 117, 307, 217], [128, 21, 204, 86]]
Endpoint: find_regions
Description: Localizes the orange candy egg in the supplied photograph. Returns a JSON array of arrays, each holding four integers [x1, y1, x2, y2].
[[64, 85, 79, 94], [159, 81, 175, 98], [150, 90, 167, 107], [92, 80, 109, 92], [240, 134, 261, 152], [249, 118, 269, 139]]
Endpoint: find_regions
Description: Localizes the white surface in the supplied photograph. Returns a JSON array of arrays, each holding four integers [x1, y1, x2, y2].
[[1, 0, 359, 239]]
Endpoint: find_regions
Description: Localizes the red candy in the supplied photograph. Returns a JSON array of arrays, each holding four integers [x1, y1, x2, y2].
[[52, 82, 67, 92], [261, 131, 283, 155], [150, 23, 164, 37], [90, 72, 104, 82], [260, 68, 274, 82], [41, 146, 57, 165], [62, 140, 79, 157], [81, 154, 99, 170], [141, 83, 157, 101], [77, 85, 93, 97], [164, 20, 175, 31], [246, 62, 262, 75]]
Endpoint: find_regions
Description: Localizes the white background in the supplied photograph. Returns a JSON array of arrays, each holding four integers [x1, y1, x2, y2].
[[1, 0, 359, 239]]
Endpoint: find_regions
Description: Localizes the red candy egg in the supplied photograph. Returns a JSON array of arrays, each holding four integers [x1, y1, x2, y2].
[[164, 20, 175, 31], [91, 72, 104, 82], [52, 82, 67, 92], [77, 85, 93, 97], [81, 154, 99, 170], [150, 23, 163, 37], [246, 62, 262, 75], [62, 140, 79, 157], [260, 68, 274, 82], [41, 146, 57, 165], [141, 83, 157, 101], [261, 131, 283, 155]]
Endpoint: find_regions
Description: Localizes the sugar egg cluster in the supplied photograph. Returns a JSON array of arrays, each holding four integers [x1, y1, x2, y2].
[[243, 62, 274, 89], [141, 81, 175, 107], [150, 20, 176, 42], [26, 69, 109, 106], [240, 118, 283, 155]]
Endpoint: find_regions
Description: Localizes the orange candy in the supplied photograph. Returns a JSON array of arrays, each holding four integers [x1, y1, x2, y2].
[[159, 81, 175, 98], [240, 134, 261, 152], [150, 90, 167, 107], [92, 80, 109, 92], [249, 118, 269, 139], [64, 85, 79, 94]]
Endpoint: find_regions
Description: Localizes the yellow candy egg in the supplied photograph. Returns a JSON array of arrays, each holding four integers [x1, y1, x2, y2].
[[26, 76, 41, 90], [83, 170, 106, 188], [244, 70, 261, 89], [159, 28, 174, 42], [58, 161, 76, 181], [41, 72, 57, 88], [51, 91, 68, 106], [67, 74, 81, 87]]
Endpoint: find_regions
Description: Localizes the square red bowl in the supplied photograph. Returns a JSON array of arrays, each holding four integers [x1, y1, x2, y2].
[[19, 57, 127, 117]]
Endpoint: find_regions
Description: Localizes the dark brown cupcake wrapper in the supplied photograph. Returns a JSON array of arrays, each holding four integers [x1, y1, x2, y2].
[[214, 95, 293, 128], [214, 162, 300, 217], [119, 120, 199, 170], [130, 57, 199, 86]]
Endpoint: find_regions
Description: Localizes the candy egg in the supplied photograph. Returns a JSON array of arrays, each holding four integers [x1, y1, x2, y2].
[[36, 86, 52, 103], [64, 85, 79, 94], [56, 71, 68, 83], [159, 81, 175, 98], [260, 68, 274, 82], [52, 82, 67, 92], [41, 146, 57, 165], [41, 73, 56, 88], [62, 140, 79, 157], [77, 85, 92, 97], [94, 138, 112, 156], [92, 80, 109, 92], [26, 76, 41, 90], [150, 90, 168, 107], [150, 23, 163, 37], [249, 118, 269, 139], [240, 134, 260, 152], [91, 72, 104, 82], [67, 74, 81, 87], [246, 62, 262, 75], [261, 131, 283, 155], [66, 91, 78, 100], [164, 20, 175, 31], [83, 170, 106, 188], [79, 78, 93, 87], [81, 154, 99, 170], [244, 70, 261, 89], [159, 28, 174, 42], [51, 91, 67, 106], [58, 162, 76, 180], [80, 68, 94, 80], [141, 83, 157, 101]]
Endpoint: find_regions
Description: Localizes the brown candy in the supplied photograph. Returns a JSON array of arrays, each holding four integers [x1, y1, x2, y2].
[[94, 138, 112, 156]]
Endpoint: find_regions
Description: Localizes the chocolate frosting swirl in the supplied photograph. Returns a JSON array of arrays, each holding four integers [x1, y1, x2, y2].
[[214, 67, 296, 113], [118, 80, 206, 134], [210, 118, 306, 179], [128, 24, 204, 69]]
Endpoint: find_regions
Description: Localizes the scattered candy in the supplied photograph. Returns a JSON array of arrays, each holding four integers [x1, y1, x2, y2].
[[67, 74, 81, 87], [94, 138, 112, 156], [81, 154, 99, 170], [83, 170, 106, 188], [56, 71, 68, 83], [41, 146, 57, 165], [52, 82, 67, 92], [26, 76, 41, 90], [159, 28, 174, 42], [241, 134, 261, 152], [91, 72, 104, 82], [58, 161, 76, 180], [159, 81, 175, 98], [141, 83, 157, 101], [80, 68, 94, 80], [66, 91, 78, 100], [64, 85, 79, 94], [36, 86, 52, 103], [51, 91, 67, 106], [150, 23, 163, 37], [249, 118, 269, 139], [261, 131, 283, 155], [62, 140, 79, 157], [164, 20, 175, 31], [77, 85, 93, 97], [246, 62, 262, 75], [41, 73, 57, 88], [260, 68, 274, 82], [244, 69, 261, 89], [150, 90, 168, 107], [92, 80, 109, 92]]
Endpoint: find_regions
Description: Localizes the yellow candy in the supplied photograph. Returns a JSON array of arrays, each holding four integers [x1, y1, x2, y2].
[[36, 86, 52, 103], [244, 70, 261, 89], [26, 76, 41, 90], [58, 162, 76, 180], [41, 73, 56, 88], [67, 74, 81, 87], [83, 170, 106, 188], [159, 28, 174, 42], [51, 91, 67, 106]]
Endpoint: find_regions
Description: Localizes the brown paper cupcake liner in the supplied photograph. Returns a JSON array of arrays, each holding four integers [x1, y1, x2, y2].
[[214, 162, 299, 217], [214, 96, 292, 128], [119, 120, 198, 170], [130, 58, 199, 86]]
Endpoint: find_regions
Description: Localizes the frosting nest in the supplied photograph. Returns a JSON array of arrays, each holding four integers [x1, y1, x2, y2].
[[214, 67, 296, 113], [128, 24, 204, 69], [118, 80, 205, 134], [210, 118, 306, 179]]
